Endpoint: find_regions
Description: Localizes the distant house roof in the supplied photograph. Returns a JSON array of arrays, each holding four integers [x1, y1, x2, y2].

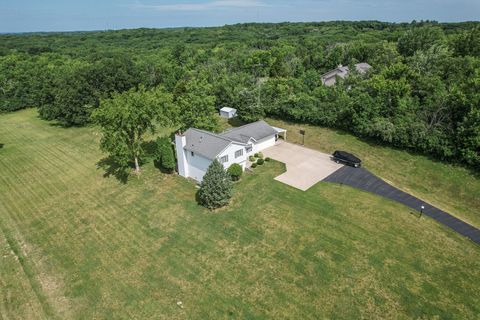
[[321, 65, 350, 82], [220, 107, 237, 113], [183, 120, 278, 159], [220, 120, 278, 144], [321, 63, 372, 86], [354, 62, 372, 74]]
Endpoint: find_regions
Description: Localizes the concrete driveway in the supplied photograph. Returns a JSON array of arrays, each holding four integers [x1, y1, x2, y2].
[[263, 142, 343, 191]]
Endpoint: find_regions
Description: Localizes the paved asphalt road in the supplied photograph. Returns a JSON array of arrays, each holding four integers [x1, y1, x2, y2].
[[323, 166, 480, 245]]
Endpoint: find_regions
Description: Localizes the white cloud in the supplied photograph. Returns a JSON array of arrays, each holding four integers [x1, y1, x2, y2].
[[133, 0, 269, 12]]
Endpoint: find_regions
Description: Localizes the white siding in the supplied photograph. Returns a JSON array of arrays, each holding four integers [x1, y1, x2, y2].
[[175, 134, 189, 178], [186, 151, 212, 182], [217, 143, 248, 170], [253, 135, 276, 153], [220, 110, 236, 119]]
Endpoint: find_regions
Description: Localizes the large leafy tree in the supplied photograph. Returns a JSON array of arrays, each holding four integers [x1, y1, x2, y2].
[[39, 55, 140, 126], [92, 86, 176, 174], [197, 160, 233, 210], [174, 77, 218, 132], [397, 26, 445, 57]]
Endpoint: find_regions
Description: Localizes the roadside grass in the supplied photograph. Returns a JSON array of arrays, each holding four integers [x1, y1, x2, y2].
[[267, 118, 480, 229], [0, 109, 479, 319]]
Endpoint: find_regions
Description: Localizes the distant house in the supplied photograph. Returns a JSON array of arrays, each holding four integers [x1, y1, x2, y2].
[[219, 107, 237, 119], [175, 120, 286, 182], [321, 62, 372, 87]]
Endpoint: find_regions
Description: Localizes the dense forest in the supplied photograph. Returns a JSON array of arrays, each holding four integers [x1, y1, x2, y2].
[[1, 21, 479, 169]]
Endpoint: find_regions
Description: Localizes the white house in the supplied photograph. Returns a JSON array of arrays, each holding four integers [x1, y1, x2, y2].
[[175, 120, 286, 182], [219, 107, 237, 119]]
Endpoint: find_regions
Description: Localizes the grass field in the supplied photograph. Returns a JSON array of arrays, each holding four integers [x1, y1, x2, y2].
[[267, 118, 480, 229], [1, 109, 479, 319]]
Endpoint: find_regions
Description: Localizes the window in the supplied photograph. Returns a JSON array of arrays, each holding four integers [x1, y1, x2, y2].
[[246, 145, 253, 153], [220, 155, 228, 163], [235, 149, 243, 158]]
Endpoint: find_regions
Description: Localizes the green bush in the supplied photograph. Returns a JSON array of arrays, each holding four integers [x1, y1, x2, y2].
[[254, 153, 259, 158], [249, 155, 256, 162], [257, 158, 265, 165], [265, 157, 271, 162], [155, 137, 176, 173], [251, 163, 257, 168], [227, 163, 243, 181], [197, 160, 233, 210], [257, 152, 264, 159]]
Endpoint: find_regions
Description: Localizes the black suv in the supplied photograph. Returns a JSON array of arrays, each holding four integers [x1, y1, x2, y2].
[[332, 151, 362, 168]]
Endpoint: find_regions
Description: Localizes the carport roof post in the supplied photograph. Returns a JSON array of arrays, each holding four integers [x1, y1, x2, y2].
[[272, 126, 287, 141]]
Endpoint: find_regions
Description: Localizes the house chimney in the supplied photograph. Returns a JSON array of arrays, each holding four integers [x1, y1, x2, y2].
[[175, 133, 189, 178]]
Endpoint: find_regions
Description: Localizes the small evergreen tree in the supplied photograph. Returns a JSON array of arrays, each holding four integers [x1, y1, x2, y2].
[[155, 137, 176, 173], [197, 160, 233, 209], [227, 163, 243, 181]]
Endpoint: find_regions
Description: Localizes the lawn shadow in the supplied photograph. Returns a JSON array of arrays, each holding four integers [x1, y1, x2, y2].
[[0, 143, 4, 149], [153, 159, 175, 174], [96, 157, 129, 184], [409, 211, 422, 219], [227, 118, 246, 128], [141, 140, 157, 158]]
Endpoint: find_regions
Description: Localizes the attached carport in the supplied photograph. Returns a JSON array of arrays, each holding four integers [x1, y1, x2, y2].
[[272, 126, 287, 141], [263, 141, 343, 191]]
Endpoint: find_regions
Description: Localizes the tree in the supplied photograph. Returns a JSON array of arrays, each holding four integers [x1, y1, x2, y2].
[[452, 27, 480, 57], [227, 163, 243, 181], [174, 77, 218, 132], [197, 160, 233, 209], [92, 86, 175, 174], [39, 55, 140, 126], [155, 136, 176, 173], [397, 26, 445, 57], [457, 108, 480, 168]]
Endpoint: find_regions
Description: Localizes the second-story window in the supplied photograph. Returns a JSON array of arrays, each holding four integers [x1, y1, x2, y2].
[[220, 155, 229, 163], [235, 149, 243, 158]]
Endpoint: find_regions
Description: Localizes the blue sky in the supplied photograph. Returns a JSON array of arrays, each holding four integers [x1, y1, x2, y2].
[[0, 0, 479, 33]]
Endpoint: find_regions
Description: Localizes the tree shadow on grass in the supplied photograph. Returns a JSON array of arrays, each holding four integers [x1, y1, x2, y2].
[[96, 157, 129, 184], [227, 118, 246, 128], [141, 140, 157, 158], [0, 143, 4, 149], [152, 159, 176, 174]]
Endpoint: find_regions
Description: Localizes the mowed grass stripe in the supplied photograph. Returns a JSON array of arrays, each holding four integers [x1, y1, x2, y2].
[[0, 229, 48, 320], [1, 109, 479, 319]]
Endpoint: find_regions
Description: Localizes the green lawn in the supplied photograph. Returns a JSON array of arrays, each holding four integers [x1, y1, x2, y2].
[[267, 118, 480, 229], [1, 109, 479, 319]]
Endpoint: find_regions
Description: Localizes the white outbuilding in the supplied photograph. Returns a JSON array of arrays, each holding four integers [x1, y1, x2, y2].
[[219, 107, 237, 119]]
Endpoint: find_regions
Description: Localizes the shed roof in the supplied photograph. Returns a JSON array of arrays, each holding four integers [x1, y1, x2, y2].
[[220, 107, 237, 113]]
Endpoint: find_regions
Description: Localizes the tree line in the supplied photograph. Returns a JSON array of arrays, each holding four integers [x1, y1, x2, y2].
[[1, 21, 479, 169]]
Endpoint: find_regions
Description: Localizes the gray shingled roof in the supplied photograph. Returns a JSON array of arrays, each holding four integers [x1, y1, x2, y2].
[[184, 128, 233, 160], [220, 120, 278, 144], [183, 121, 277, 159], [321, 65, 349, 81], [355, 62, 372, 74], [321, 62, 372, 82]]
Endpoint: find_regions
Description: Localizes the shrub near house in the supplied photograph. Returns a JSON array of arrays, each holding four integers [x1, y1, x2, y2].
[[155, 136, 176, 173], [227, 163, 243, 181], [197, 160, 233, 209]]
